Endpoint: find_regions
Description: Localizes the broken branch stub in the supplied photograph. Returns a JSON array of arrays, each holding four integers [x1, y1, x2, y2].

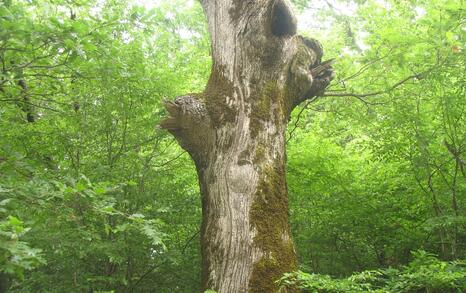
[[160, 95, 212, 163]]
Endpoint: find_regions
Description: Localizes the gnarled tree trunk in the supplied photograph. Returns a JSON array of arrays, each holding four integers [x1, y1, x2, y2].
[[160, 0, 333, 292]]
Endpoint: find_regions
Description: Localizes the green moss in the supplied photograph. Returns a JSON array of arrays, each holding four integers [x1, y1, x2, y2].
[[203, 65, 237, 126], [249, 82, 287, 138], [256, 83, 274, 120], [248, 84, 298, 292], [249, 164, 297, 292], [253, 145, 266, 165], [283, 86, 299, 113]]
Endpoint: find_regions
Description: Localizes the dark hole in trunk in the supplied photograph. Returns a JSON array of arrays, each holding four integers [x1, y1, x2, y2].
[[271, 1, 296, 37]]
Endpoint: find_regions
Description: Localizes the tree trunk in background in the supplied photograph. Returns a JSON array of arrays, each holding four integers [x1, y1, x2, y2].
[[0, 273, 11, 293], [161, 0, 333, 292]]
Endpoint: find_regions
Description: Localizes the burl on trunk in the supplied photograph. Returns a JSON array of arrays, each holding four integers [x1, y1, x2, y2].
[[160, 0, 334, 292]]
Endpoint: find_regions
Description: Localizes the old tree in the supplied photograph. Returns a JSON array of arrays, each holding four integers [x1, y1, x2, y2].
[[161, 0, 334, 292]]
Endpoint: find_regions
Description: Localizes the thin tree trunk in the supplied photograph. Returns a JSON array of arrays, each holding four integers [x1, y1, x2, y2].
[[17, 78, 35, 123], [161, 1, 333, 292], [0, 272, 11, 293]]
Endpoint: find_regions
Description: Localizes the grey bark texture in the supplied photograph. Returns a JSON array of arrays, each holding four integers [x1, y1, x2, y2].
[[160, 0, 334, 292]]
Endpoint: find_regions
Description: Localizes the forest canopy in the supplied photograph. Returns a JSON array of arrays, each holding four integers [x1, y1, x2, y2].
[[0, 0, 464, 292]]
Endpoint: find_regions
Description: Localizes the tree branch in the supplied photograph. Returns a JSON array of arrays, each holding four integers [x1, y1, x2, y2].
[[330, 53, 390, 86], [154, 151, 186, 168], [286, 96, 319, 143], [159, 95, 212, 163], [323, 71, 427, 101], [0, 98, 61, 113]]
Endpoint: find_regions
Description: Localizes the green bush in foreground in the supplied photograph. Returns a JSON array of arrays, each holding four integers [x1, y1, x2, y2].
[[278, 251, 466, 293]]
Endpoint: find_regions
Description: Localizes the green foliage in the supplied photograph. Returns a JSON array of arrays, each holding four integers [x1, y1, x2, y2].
[[291, 0, 309, 11], [288, 0, 465, 277], [0, 0, 464, 291], [0, 214, 45, 279], [1, 0, 207, 291], [384, 251, 466, 293], [278, 251, 466, 293]]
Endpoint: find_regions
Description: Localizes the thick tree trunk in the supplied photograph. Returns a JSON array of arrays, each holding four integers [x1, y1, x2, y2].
[[161, 0, 333, 292]]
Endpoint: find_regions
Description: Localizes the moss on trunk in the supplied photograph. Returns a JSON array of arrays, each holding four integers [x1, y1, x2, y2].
[[249, 82, 288, 138], [249, 163, 297, 292]]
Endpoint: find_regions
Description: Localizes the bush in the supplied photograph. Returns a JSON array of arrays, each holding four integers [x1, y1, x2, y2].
[[277, 251, 466, 293]]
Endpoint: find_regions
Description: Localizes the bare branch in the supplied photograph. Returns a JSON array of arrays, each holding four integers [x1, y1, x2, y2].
[[323, 72, 426, 100], [330, 53, 390, 86], [0, 98, 62, 113], [286, 97, 318, 143], [160, 95, 212, 163], [444, 140, 466, 178], [154, 151, 186, 168]]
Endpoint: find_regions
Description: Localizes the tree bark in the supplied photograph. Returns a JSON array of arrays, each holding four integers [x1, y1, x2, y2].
[[160, 0, 333, 292]]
